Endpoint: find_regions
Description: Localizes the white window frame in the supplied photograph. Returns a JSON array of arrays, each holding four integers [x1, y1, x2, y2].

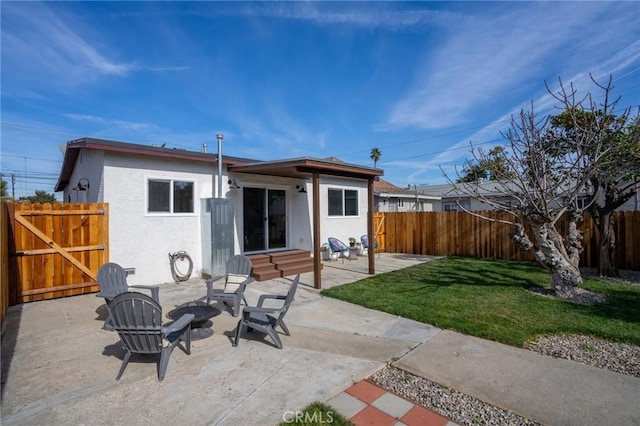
[[443, 202, 459, 212], [577, 196, 589, 210], [328, 188, 359, 217], [146, 178, 196, 216]]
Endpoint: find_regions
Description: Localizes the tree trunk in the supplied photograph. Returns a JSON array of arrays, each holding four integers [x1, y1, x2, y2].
[[516, 221, 582, 299], [565, 210, 583, 269], [596, 210, 620, 278], [550, 261, 582, 299]]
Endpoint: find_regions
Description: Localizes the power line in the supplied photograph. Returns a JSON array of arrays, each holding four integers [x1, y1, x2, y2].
[[1, 153, 62, 163], [1, 121, 84, 138]]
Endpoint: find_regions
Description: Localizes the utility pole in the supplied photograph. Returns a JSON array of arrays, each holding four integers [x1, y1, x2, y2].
[[11, 173, 15, 199]]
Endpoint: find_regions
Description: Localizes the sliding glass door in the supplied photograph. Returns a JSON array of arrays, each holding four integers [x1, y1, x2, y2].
[[243, 188, 286, 252]]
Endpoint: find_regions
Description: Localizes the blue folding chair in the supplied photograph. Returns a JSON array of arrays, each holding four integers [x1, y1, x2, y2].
[[327, 237, 350, 262], [360, 235, 380, 258]]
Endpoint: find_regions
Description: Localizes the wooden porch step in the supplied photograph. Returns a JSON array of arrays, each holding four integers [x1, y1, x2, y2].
[[275, 257, 317, 277], [247, 254, 272, 267], [252, 268, 282, 281], [247, 250, 316, 281]]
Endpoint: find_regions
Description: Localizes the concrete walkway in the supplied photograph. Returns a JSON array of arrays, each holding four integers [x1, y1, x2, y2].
[[2, 253, 639, 425]]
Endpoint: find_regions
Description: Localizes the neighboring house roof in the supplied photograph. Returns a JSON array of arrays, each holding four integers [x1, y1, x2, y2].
[[375, 179, 440, 200], [416, 181, 511, 199], [55, 137, 383, 191]]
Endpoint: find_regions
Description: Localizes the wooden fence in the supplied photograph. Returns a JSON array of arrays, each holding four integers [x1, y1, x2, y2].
[[1, 200, 9, 326], [3, 202, 109, 311], [376, 210, 640, 271]]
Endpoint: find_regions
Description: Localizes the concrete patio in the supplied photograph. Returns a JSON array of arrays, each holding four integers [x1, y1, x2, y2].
[[1, 253, 440, 425], [3, 252, 638, 425]]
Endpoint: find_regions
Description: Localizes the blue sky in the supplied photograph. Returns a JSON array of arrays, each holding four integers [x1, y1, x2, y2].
[[1, 1, 639, 199]]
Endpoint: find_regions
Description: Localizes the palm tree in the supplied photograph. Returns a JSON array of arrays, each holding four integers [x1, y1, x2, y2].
[[370, 147, 382, 168]]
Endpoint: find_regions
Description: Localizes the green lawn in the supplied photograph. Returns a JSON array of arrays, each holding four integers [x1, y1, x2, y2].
[[320, 257, 640, 347]]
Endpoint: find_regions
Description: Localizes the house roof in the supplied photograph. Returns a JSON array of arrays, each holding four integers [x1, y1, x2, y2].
[[55, 137, 256, 191], [55, 137, 382, 191], [416, 181, 524, 199], [228, 157, 383, 180], [374, 179, 440, 200]]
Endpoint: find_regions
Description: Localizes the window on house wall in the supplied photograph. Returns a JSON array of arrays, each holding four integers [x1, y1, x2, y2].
[[443, 200, 470, 211], [443, 202, 459, 212], [577, 196, 589, 210], [148, 179, 194, 213], [328, 188, 359, 216], [399, 198, 404, 207]]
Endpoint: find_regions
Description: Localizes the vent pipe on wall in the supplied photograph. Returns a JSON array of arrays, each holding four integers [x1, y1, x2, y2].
[[216, 134, 224, 198]]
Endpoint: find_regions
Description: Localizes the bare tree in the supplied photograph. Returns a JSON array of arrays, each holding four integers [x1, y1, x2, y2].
[[446, 78, 620, 299], [548, 77, 640, 277]]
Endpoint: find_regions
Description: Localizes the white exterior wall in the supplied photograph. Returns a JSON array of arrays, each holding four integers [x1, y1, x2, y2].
[[63, 149, 105, 204], [375, 196, 436, 212], [226, 173, 313, 254], [619, 192, 640, 211], [104, 153, 215, 285], [319, 177, 368, 247]]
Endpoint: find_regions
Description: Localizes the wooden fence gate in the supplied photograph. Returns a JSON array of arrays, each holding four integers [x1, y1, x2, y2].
[[6, 202, 109, 304]]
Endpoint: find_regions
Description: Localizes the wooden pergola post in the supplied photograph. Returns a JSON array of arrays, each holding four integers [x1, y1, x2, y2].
[[313, 172, 321, 289]]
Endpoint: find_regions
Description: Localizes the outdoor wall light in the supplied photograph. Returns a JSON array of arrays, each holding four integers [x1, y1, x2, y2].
[[296, 185, 307, 194], [73, 178, 90, 191], [228, 178, 241, 189]]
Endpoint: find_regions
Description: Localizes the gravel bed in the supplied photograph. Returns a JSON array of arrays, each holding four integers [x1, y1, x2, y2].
[[526, 334, 640, 378], [370, 366, 540, 426], [580, 267, 640, 285]]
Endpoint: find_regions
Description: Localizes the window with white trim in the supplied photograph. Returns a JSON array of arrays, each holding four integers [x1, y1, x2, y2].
[[442, 202, 459, 212], [148, 179, 194, 213], [577, 196, 589, 210], [328, 188, 359, 216], [442, 200, 470, 212]]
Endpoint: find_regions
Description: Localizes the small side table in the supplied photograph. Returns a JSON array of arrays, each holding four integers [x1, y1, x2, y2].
[[348, 247, 359, 260]]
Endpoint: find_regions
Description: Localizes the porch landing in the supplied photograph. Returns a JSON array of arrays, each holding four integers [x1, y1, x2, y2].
[[248, 249, 318, 281]]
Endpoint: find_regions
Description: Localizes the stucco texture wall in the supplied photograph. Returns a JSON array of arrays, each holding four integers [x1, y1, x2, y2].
[[319, 177, 368, 247], [104, 153, 214, 285]]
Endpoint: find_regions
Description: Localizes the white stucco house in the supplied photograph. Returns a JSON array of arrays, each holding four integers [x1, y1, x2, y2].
[[54, 138, 383, 289], [374, 179, 438, 212]]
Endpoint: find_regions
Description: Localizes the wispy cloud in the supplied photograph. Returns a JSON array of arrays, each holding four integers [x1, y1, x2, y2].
[[1, 2, 190, 94], [400, 40, 640, 185], [249, 2, 453, 30], [2, 3, 132, 78], [387, 2, 639, 131], [64, 113, 164, 134]]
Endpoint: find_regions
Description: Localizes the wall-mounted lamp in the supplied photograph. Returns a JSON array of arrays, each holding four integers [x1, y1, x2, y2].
[[73, 178, 90, 191], [228, 178, 241, 189], [296, 185, 307, 194]]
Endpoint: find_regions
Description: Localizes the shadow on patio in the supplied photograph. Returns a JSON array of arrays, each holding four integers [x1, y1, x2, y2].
[[0, 253, 438, 425]]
